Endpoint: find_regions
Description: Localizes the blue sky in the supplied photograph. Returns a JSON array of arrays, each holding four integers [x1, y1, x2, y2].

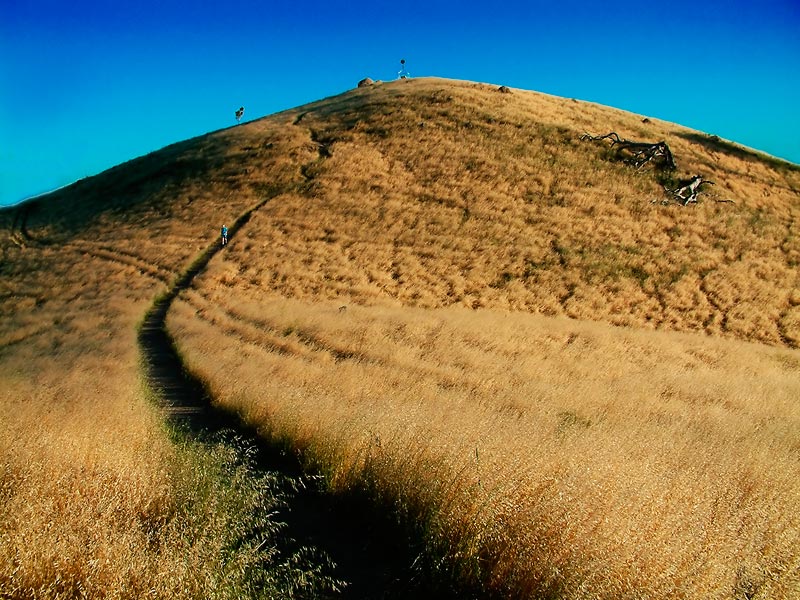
[[1, 0, 798, 206]]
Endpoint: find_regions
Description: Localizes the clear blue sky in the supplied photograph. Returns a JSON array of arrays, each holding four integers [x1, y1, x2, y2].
[[2, 0, 799, 206]]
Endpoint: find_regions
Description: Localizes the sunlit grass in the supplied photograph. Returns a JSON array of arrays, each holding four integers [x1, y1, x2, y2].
[[166, 78, 799, 598], [0, 157, 330, 597], [169, 292, 800, 599], [2, 76, 798, 599], [0, 363, 335, 598]]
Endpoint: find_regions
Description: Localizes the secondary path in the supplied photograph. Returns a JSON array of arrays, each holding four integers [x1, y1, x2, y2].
[[137, 199, 481, 599]]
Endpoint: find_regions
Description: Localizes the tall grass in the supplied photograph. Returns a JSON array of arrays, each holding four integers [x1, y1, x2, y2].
[[2, 76, 798, 598], [0, 168, 333, 597], [220, 79, 799, 347], [168, 291, 800, 599], [162, 78, 798, 597], [0, 361, 336, 598]]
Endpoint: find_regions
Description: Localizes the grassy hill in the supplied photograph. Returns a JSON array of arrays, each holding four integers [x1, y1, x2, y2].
[[2, 77, 799, 599]]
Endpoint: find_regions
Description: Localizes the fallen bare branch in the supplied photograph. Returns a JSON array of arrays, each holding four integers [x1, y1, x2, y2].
[[664, 175, 715, 205], [581, 132, 677, 171]]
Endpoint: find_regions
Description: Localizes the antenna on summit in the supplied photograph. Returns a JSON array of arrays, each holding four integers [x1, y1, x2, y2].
[[398, 58, 410, 79]]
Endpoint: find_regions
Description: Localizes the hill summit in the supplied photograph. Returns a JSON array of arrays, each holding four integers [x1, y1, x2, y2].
[[2, 78, 799, 600], [7, 77, 798, 347]]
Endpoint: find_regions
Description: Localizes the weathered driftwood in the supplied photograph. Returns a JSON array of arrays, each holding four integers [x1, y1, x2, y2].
[[581, 132, 677, 171]]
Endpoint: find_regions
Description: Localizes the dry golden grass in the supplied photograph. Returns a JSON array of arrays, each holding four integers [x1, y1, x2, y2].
[[220, 79, 799, 346], [2, 76, 799, 598], [168, 289, 800, 599], [167, 78, 799, 598], [0, 237, 175, 596], [1, 349, 329, 598], [0, 155, 327, 597]]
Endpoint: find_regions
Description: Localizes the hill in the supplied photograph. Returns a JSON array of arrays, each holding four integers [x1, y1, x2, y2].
[[2, 77, 799, 599]]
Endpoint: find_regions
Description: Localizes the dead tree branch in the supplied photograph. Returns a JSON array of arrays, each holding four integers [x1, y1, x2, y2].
[[664, 175, 715, 205], [581, 132, 677, 171]]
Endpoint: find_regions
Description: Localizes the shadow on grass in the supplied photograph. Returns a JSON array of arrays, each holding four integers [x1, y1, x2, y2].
[[138, 203, 488, 600], [677, 132, 799, 172]]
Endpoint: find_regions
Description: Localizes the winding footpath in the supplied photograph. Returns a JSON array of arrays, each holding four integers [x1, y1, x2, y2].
[[137, 199, 477, 599]]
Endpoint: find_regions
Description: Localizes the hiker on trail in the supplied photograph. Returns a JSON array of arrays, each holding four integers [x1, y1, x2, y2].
[[221, 225, 228, 246]]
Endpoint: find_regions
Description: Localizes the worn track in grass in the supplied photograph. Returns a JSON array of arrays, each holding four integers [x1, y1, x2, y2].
[[137, 198, 479, 599]]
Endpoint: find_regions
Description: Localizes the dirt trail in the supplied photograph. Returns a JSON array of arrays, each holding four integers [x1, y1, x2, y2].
[[137, 199, 477, 599]]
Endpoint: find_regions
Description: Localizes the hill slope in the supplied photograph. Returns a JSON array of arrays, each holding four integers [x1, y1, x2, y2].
[[206, 78, 800, 345], [2, 77, 799, 599], [11, 77, 797, 345]]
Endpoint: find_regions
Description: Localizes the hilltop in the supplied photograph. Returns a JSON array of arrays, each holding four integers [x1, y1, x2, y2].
[[2, 78, 799, 599], [6, 77, 799, 346]]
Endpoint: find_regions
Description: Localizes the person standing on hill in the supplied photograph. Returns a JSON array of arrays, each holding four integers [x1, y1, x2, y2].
[[221, 225, 228, 246]]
